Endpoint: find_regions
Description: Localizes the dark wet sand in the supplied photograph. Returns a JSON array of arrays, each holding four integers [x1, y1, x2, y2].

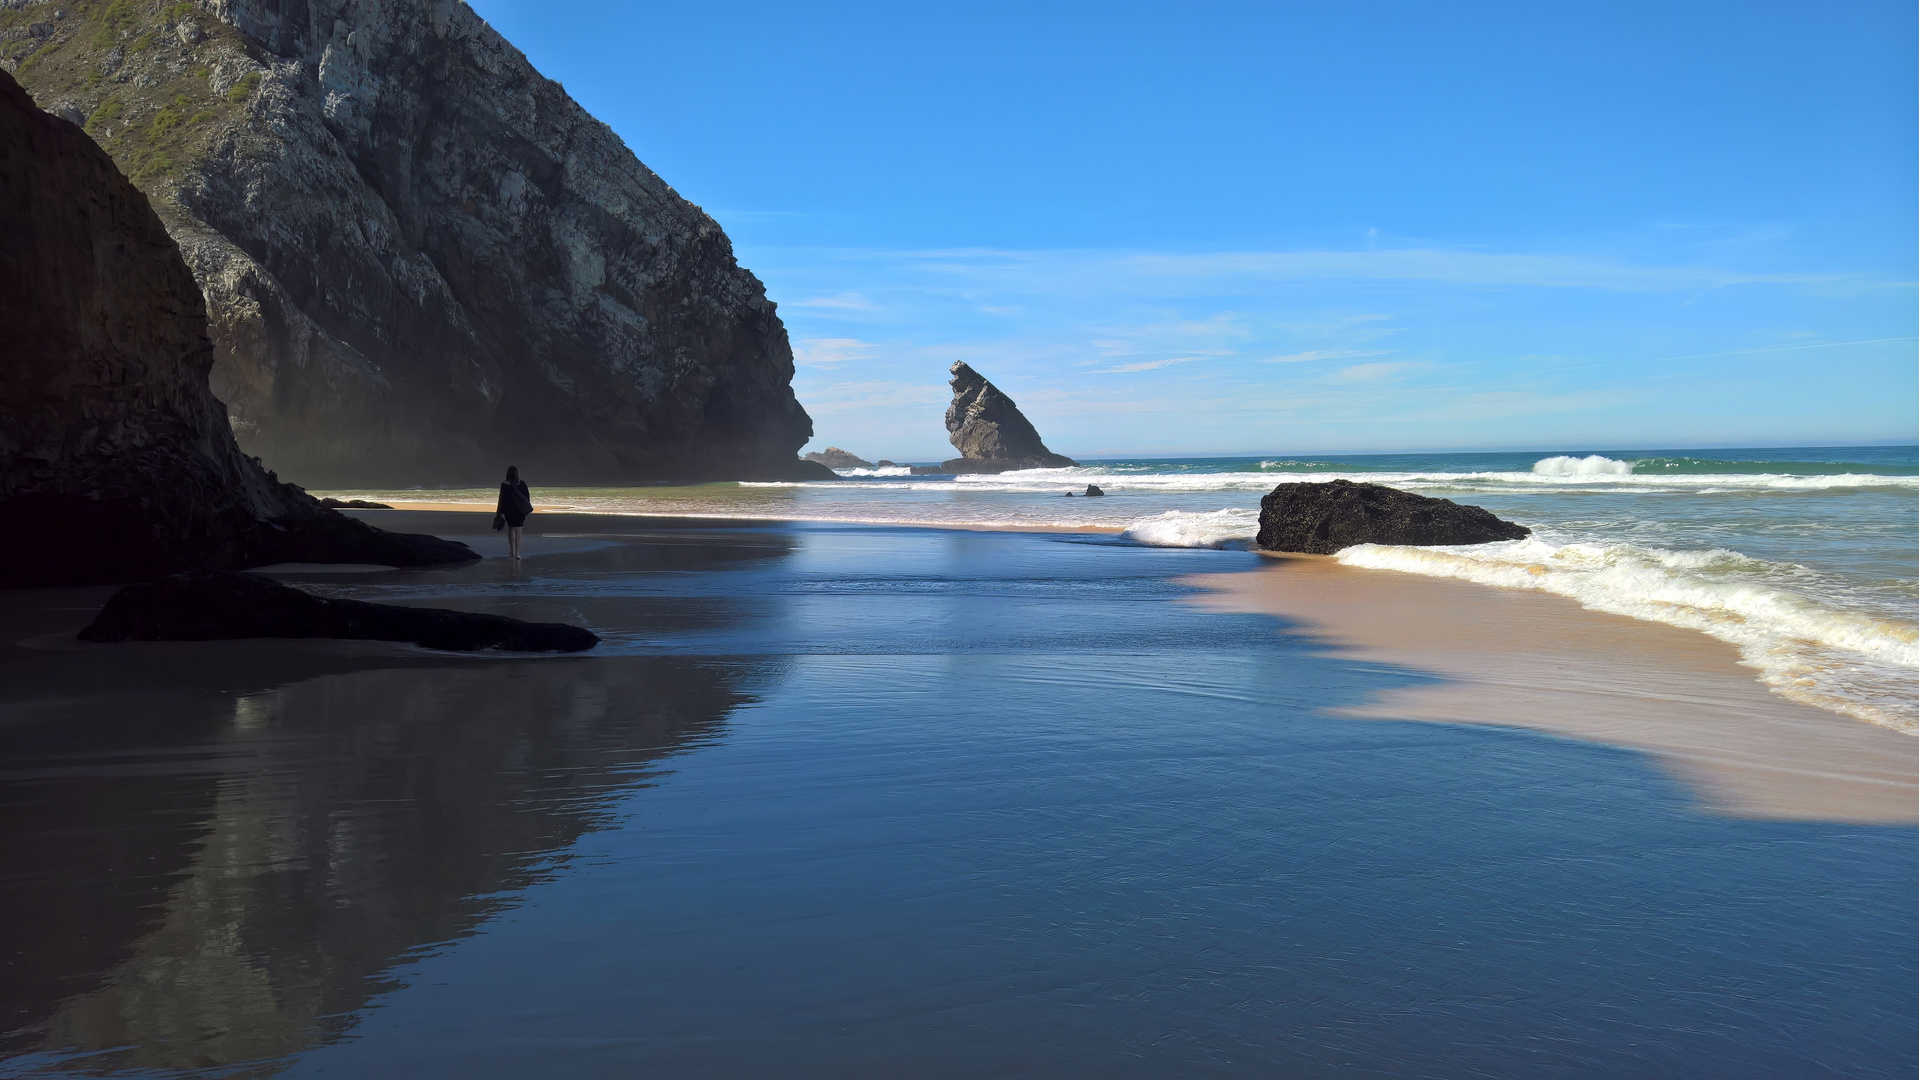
[[2, 517, 1914, 1078]]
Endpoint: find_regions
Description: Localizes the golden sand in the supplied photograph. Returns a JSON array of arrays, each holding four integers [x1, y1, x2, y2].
[[1184, 553, 1919, 823]]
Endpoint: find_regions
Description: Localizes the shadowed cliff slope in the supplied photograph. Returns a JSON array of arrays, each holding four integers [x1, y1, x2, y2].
[[0, 69, 474, 586], [2, 0, 824, 485]]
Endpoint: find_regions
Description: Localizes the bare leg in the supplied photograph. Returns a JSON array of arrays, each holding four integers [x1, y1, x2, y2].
[[508, 525, 522, 559]]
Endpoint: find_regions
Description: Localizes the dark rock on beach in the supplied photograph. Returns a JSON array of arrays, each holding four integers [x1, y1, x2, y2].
[[804, 447, 875, 470], [940, 362, 1077, 474], [1085, 485, 1105, 497], [1256, 480, 1531, 555], [0, 72, 476, 588], [321, 498, 394, 509], [3, 0, 818, 486], [80, 571, 600, 653]]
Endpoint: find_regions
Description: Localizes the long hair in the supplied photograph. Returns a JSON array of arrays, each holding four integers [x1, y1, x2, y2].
[[505, 465, 520, 483]]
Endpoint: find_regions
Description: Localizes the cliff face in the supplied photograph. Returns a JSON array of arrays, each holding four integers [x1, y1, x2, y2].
[[0, 69, 473, 586], [942, 362, 1077, 474], [2, 0, 823, 485]]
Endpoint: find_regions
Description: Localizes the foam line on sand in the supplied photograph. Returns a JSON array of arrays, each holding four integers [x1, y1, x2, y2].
[[1183, 554, 1919, 824]]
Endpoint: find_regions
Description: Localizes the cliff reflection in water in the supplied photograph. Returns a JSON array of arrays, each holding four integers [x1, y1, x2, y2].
[[2, 654, 756, 1074]]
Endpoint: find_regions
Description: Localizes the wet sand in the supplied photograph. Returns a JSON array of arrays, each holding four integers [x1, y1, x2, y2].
[[1186, 553, 1919, 823], [362, 500, 575, 514], [372, 508, 1919, 823], [4, 519, 1915, 1077], [368, 502, 1127, 535]]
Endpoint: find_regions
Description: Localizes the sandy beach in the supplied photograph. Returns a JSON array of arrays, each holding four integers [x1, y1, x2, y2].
[[3, 514, 1914, 1077], [4, 0, 1908, 1069], [363, 500, 1130, 536], [366, 507, 1919, 822], [1186, 553, 1919, 823]]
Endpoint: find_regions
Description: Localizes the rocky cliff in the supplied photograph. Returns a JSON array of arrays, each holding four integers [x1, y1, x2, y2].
[[2, 0, 825, 485], [941, 362, 1076, 474], [0, 69, 473, 586]]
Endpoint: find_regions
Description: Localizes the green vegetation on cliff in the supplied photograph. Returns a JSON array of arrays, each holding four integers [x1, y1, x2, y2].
[[2, 0, 264, 186], [4, 0, 824, 487]]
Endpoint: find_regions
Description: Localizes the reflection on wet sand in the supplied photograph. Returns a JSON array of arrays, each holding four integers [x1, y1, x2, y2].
[[1185, 555, 1919, 822], [0, 572, 765, 1075], [9, 518, 1914, 1079]]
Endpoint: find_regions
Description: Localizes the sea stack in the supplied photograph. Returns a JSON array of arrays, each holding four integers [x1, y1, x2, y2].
[[1256, 480, 1530, 555], [0, 71, 475, 587], [0, 0, 828, 485], [940, 362, 1077, 474]]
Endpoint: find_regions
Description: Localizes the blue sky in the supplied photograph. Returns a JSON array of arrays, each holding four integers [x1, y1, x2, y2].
[[471, 0, 1917, 458]]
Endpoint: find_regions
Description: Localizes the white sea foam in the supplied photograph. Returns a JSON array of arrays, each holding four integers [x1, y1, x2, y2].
[[1532, 454, 1634, 476], [326, 453, 1919, 729], [836, 465, 915, 477], [1334, 538, 1919, 733], [1121, 509, 1260, 549], [766, 467, 1919, 496]]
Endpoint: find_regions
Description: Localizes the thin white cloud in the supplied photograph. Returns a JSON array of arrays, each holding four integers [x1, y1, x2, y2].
[[791, 292, 878, 311], [1328, 361, 1426, 384], [744, 238, 1905, 454], [1265, 348, 1390, 364], [1098, 356, 1205, 374], [757, 245, 1857, 294], [802, 380, 948, 414], [1111, 249, 1843, 292], [791, 337, 879, 367], [1641, 335, 1918, 364]]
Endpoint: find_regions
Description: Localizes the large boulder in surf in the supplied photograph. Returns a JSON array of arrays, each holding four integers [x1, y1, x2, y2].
[[1, 0, 822, 486], [940, 362, 1077, 474], [80, 571, 599, 653], [0, 72, 476, 588], [1256, 480, 1530, 555], [804, 447, 875, 469]]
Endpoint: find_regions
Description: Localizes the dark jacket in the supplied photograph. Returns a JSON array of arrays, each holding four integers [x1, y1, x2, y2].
[[496, 480, 532, 527]]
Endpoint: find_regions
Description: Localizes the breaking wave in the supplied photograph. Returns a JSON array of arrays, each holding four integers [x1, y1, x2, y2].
[[1532, 454, 1634, 476], [319, 446, 1919, 730], [835, 465, 915, 477], [1334, 538, 1919, 733], [758, 464, 1919, 495], [1120, 509, 1260, 549]]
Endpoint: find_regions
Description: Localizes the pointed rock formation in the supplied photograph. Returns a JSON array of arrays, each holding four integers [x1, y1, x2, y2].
[[1, 0, 824, 485], [940, 363, 1077, 474], [0, 71, 474, 587]]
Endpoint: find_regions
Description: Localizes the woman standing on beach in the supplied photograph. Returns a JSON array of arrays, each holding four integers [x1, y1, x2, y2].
[[495, 466, 532, 560]]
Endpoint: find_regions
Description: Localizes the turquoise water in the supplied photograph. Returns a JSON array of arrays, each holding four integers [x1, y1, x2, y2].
[[330, 445, 1919, 731], [2, 522, 1914, 1077]]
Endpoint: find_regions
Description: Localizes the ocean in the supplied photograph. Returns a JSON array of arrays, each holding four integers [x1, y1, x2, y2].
[[333, 445, 1919, 734]]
